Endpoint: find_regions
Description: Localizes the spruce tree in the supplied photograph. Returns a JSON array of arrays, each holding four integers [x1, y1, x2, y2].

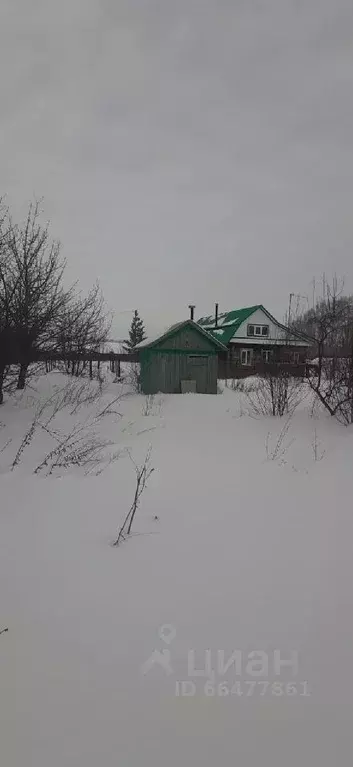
[[124, 310, 146, 352]]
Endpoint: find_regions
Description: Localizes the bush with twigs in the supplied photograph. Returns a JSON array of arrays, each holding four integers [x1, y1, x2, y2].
[[245, 371, 306, 417], [125, 362, 142, 393], [265, 416, 295, 462], [114, 447, 154, 545], [7, 379, 124, 476]]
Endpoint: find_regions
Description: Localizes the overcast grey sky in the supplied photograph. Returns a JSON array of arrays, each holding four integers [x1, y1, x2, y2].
[[1, 0, 353, 336]]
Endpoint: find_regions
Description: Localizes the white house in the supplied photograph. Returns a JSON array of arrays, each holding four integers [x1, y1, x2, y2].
[[198, 305, 311, 366]]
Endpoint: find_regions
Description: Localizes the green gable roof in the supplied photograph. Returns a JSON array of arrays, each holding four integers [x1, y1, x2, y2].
[[198, 304, 312, 346], [198, 305, 261, 345], [136, 319, 228, 352]]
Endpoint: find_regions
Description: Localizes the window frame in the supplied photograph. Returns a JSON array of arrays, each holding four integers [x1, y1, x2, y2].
[[247, 324, 269, 338], [262, 349, 272, 363], [241, 348, 253, 366]]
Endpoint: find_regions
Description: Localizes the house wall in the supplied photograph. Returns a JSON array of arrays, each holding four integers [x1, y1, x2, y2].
[[234, 308, 306, 346], [228, 344, 308, 365]]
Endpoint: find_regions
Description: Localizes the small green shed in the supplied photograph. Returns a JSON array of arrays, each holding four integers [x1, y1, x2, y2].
[[137, 320, 227, 395]]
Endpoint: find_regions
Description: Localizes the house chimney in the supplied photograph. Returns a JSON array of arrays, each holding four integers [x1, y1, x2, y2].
[[215, 303, 219, 327], [188, 304, 195, 321]]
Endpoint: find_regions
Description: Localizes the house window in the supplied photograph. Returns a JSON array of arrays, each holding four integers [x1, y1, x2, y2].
[[241, 349, 253, 366], [247, 324, 269, 337], [262, 350, 272, 363], [293, 352, 300, 364]]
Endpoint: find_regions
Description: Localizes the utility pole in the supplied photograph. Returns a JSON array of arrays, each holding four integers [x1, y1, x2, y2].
[[288, 293, 294, 328], [287, 292, 308, 327], [286, 292, 308, 348], [310, 277, 316, 309]]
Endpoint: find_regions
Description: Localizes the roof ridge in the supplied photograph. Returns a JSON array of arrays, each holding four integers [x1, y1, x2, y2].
[[136, 319, 227, 351]]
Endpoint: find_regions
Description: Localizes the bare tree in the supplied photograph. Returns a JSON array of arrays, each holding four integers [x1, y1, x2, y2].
[[292, 278, 353, 352], [305, 278, 353, 424], [1, 201, 72, 391], [55, 283, 111, 378], [0, 200, 111, 399], [0, 202, 19, 403]]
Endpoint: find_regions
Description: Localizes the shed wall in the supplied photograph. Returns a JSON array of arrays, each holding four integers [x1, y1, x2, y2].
[[157, 326, 218, 352], [141, 350, 218, 394]]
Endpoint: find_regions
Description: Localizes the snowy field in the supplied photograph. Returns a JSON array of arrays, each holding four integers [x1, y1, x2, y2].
[[1, 370, 352, 766]]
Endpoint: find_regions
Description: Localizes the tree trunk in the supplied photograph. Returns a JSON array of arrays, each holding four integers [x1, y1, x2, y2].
[[17, 362, 28, 390], [0, 363, 6, 404]]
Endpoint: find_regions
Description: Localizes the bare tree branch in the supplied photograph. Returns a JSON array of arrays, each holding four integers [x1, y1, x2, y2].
[[114, 447, 154, 545]]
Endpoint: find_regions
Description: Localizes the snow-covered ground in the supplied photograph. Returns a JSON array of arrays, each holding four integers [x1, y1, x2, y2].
[[1, 371, 352, 766]]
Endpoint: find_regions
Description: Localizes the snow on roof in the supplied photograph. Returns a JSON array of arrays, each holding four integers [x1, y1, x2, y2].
[[135, 325, 179, 349], [198, 306, 261, 330], [136, 334, 161, 349], [136, 320, 227, 350]]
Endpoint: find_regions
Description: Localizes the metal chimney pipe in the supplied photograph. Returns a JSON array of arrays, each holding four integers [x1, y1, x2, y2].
[[188, 304, 195, 321], [215, 303, 219, 327]]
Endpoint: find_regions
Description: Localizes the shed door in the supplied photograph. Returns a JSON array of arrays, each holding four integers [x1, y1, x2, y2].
[[186, 354, 208, 392]]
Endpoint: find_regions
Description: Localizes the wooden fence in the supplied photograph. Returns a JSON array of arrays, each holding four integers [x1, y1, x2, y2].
[[218, 360, 309, 380], [33, 351, 139, 364], [5, 350, 139, 381]]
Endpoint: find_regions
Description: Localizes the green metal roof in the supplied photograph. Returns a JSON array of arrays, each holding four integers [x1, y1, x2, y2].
[[198, 305, 261, 345], [198, 304, 312, 346]]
